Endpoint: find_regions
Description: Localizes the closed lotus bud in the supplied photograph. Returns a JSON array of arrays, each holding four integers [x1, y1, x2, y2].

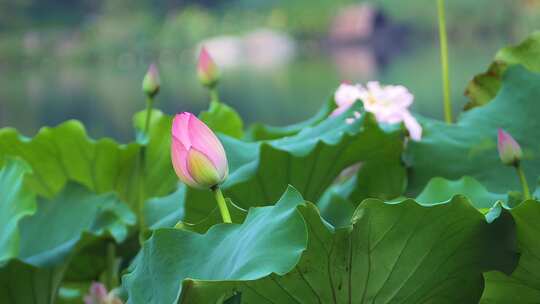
[[497, 128, 522, 166], [171, 112, 228, 189], [197, 47, 219, 88], [142, 63, 160, 98]]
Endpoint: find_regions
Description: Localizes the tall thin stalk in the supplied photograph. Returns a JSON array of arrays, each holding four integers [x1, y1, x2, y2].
[[437, 0, 453, 123], [210, 87, 219, 103], [137, 96, 154, 245], [516, 164, 531, 200], [212, 186, 232, 223], [105, 242, 119, 289], [143, 97, 154, 135]]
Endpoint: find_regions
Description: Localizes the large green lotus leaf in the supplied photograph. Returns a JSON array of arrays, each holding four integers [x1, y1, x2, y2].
[[464, 31, 540, 109], [123, 186, 308, 304], [126, 189, 515, 303], [316, 156, 406, 228], [350, 153, 406, 202], [0, 108, 179, 212], [317, 176, 506, 227], [199, 100, 244, 139], [0, 121, 141, 207], [17, 183, 135, 267], [184, 104, 405, 222], [407, 66, 540, 194], [287, 197, 512, 304], [60, 242, 108, 283], [480, 199, 540, 303], [0, 183, 135, 303], [0, 158, 36, 263], [244, 100, 334, 141], [416, 176, 505, 209], [315, 135, 406, 228], [316, 179, 356, 228], [144, 185, 185, 230], [0, 260, 68, 304]]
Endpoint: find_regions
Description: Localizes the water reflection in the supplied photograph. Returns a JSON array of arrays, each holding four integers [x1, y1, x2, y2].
[[0, 8, 528, 142], [331, 46, 377, 82], [201, 28, 296, 70]]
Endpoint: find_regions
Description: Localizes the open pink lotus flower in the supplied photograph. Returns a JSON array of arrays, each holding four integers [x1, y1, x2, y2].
[[331, 81, 422, 141], [171, 112, 229, 189], [497, 128, 522, 166], [84, 282, 123, 304]]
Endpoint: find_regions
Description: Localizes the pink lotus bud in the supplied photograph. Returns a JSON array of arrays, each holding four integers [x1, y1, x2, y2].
[[497, 128, 522, 166], [142, 63, 160, 98], [171, 112, 228, 189], [197, 47, 220, 88], [84, 282, 123, 304]]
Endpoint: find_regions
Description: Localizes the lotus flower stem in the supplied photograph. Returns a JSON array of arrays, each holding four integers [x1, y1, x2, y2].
[[210, 87, 219, 103], [437, 0, 453, 124], [143, 97, 154, 135], [212, 186, 232, 223], [137, 64, 160, 246], [105, 242, 118, 289], [137, 97, 153, 246], [515, 164, 531, 200], [137, 161, 147, 246], [137, 98, 153, 246]]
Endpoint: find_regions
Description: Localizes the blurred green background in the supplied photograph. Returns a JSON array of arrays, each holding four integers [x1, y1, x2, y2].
[[0, 0, 539, 140]]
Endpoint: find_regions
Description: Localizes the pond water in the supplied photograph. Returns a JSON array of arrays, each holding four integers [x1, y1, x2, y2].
[[0, 33, 521, 141]]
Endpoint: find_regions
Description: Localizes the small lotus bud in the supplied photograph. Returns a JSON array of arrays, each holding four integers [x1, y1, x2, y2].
[[197, 47, 220, 89], [171, 112, 228, 189], [84, 282, 123, 304], [142, 63, 160, 98], [497, 128, 522, 166]]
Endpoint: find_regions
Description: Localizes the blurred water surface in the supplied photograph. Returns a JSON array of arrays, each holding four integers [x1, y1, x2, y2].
[[0, 1, 537, 141]]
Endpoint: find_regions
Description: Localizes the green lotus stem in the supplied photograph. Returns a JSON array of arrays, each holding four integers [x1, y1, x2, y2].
[[515, 164, 531, 200], [437, 0, 453, 124], [143, 96, 154, 135], [105, 242, 119, 289], [209, 87, 219, 103], [136, 96, 155, 245], [137, 162, 147, 246], [212, 186, 232, 223]]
